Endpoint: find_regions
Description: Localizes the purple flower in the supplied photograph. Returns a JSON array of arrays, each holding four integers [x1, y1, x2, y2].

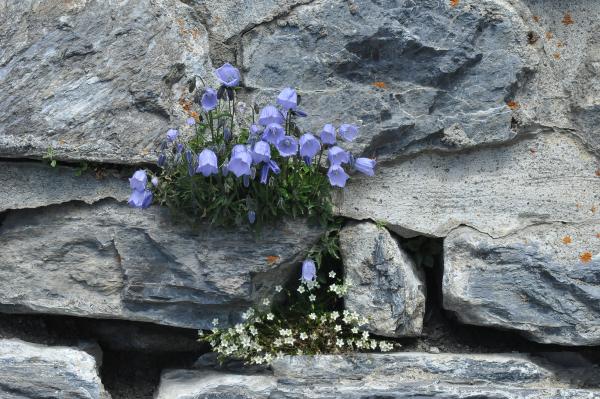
[[252, 140, 271, 164], [299, 133, 321, 160], [261, 123, 285, 145], [339, 124, 359, 142], [186, 117, 196, 126], [327, 146, 350, 165], [201, 88, 218, 111], [327, 165, 349, 187], [248, 210, 256, 224], [166, 129, 179, 143], [129, 170, 147, 191], [276, 136, 298, 157], [151, 176, 159, 187], [128, 189, 153, 209], [250, 124, 262, 136], [258, 105, 284, 126], [260, 160, 280, 184], [214, 63, 240, 87], [354, 157, 376, 176], [320, 124, 336, 145], [176, 143, 184, 154], [196, 149, 219, 177], [277, 87, 297, 110], [301, 259, 317, 282], [157, 153, 166, 167], [228, 145, 252, 177]]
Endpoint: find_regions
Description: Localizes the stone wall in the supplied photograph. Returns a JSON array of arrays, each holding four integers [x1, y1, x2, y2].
[[1, 0, 599, 397]]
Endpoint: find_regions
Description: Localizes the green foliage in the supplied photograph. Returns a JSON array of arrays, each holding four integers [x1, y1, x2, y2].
[[43, 146, 57, 168]]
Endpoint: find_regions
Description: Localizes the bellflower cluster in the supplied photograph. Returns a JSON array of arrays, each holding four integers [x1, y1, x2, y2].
[[128, 170, 153, 208], [126, 63, 377, 226]]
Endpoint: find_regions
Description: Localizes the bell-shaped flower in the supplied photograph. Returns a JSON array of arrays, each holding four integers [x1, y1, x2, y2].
[[250, 124, 262, 136], [214, 63, 240, 87], [252, 140, 271, 164], [201, 88, 218, 111], [339, 124, 359, 142], [128, 189, 153, 209], [354, 157, 376, 176], [129, 170, 148, 191], [327, 165, 349, 188], [228, 145, 252, 177], [157, 153, 166, 167], [327, 146, 350, 165], [299, 133, 321, 161], [320, 124, 336, 145], [261, 123, 285, 145], [166, 128, 179, 143], [248, 210, 256, 224], [258, 105, 284, 126], [277, 87, 297, 110], [301, 259, 317, 282], [276, 135, 298, 157], [196, 149, 219, 177], [260, 160, 281, 184]]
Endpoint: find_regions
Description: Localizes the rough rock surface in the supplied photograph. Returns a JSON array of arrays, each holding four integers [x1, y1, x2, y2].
[[155, 353, 600, 398], [0, 338, 110, 399], [0, 0, 211, 164], [336, 132, 600, 238], [340, 221, 426, 337], [0, 201, 323, 329], [444, 223, 600, 345], [0, 161, 128, 212]]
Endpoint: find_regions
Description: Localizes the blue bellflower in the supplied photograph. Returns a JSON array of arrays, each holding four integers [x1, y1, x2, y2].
[[196, 149, 219, 177], [215, 63, 240, 87], [339, 124, 359, 142], [166, 128, 179, 143], [299, 133, 321, 161], [327, 165, 350, 187], [252, 140, 271, 164], [129, 170, 147, 191], [201, 88, 218, 111], [228, 145, 252, 177], [128, 189, 153, 209], [301, 259, 317, 282], [248, 210, 256, 224], [258, 105, 285, 126], [277, 87, 297, 110], [276, 136, 298, 157], [320, 124, 336, 145], [260, 160, 280, 184], [354, 157, 376, 176], [327, 146, 350, 165], [261, 123, 285, 145]]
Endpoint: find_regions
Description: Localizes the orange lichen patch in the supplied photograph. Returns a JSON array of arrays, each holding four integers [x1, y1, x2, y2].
[[556, 41, 565, 48], [372, 81, 386, 89], [58, 139, 66, 145], [596, 233, 600, 239], [576, 203, 582, 209], [189, 110, 201, 121], [595, 169, 600, 177], [592, 205, 598, 214], [562, 13, 574, 25], [579, 251, 593, 263], [553, 52, 561, 60], [450, 0, 459, 7], [562, 235, 572, 244], [532, 15, 540, 23], [507, 100, 520, 110], [545, 31, 554, 40], [266, 255, 280, 265], [179, 97, 194, 114]]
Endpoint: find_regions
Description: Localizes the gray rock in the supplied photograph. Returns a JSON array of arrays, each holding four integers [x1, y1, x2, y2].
[[155, 353, 600, 398], [0, 201, 323, 329], [444, 223, 600, 345], [340, 221, 426, 337], [0, 338, 110, 399], [241, 0, 536, 160], [0, 161, 128, 212], [0, 0, 211, 164], [336, 132, 600, 238]]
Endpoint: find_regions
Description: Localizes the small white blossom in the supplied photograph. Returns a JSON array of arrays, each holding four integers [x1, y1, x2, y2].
[[336, 338, 344, 347], [262, 298, 271, 306], [266, 313, 275, 321], [379, 341, 394, 352], [299, 332, 308, 340], [308, 313, 317, 320], [275, 285, 283, 293], [297, 285, 306, 294], [330, 311, 339, 320], [212, 318, 219, 326], [284, 337, 295, 345], [351, 327, 359, 334], [362, 331, 370, 340], [309, 294, 316, 302], [334, 324, 342, 332], [329, 271, 336, 278]]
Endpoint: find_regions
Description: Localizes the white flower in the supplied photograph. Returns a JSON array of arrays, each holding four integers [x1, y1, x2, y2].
[[308, 313, 317, 320], [329, 271, 336, 278], [279, 328, 292, 336], [262, 298, 271, 306], [299, 332, 308, 340], [274, 338, 283, 347], [284, 337, 295, 345], [198, 330, 204, 337], [266, 313, 275, 321], [235, 324, 244, 333], [336, 338, 344, 347], [351, 327, 359, 334], [379, 341, 394, 352], [370, 339, 378, 350], [212, 318, 219, 326], [330, 311, 339, 320], [297, 349, 303, 355], [309, 294, 316, 302], [362, 331, 370, 340], [334, 324, 342, 332], [249, 326, 258, 336], [297, 285, 306, 294], [275, 285, 283, 293]]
